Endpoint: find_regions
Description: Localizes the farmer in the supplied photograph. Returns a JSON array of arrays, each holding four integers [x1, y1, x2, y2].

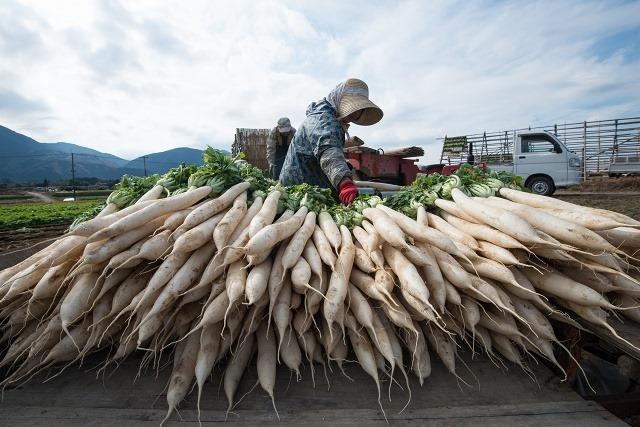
[[279, 78, 383, 206], [266, 117, 296, 179]]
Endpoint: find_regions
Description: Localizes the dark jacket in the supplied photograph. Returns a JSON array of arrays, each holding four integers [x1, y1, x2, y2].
[[278, 99, 352, 189]]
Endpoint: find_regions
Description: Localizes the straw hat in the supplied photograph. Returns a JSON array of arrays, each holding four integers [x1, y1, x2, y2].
[[336, 78, 383, 126]]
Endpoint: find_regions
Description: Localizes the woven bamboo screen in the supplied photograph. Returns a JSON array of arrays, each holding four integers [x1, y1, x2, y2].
[[231, 128, 271, 171]]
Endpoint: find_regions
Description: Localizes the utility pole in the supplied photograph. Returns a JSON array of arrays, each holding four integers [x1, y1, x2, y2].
[[71, 152, 77, 201], [143, 155, 148, 177]]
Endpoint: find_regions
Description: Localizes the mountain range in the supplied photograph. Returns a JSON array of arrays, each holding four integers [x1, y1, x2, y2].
[[0, 125, 228, 183]]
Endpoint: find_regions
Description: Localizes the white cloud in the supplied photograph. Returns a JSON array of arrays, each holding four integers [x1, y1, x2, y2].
[[0, 0, 638, 162]]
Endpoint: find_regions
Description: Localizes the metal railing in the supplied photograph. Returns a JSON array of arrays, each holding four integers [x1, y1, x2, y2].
[[439, 117, 640, 177]]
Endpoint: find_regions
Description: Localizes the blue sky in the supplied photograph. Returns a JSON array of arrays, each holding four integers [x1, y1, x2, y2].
[[1, 0, 639, 162]]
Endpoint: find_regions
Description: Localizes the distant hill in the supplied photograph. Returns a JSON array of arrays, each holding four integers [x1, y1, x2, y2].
[[125, 147, 206, 175], [45, 142, 129, 168], [0, 124, 229, 183]]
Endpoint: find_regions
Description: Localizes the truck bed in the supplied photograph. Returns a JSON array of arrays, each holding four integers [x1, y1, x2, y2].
[[0, 352, 623, 426]]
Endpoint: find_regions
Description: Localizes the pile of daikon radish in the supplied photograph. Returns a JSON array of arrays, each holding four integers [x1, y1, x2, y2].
[[1, 158, 640, 425]]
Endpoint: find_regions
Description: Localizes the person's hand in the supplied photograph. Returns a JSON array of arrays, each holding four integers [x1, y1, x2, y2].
[[338, 178, 358, 206]]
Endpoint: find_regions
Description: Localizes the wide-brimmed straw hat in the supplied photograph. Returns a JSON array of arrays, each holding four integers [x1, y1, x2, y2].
[[336, 79, 383, 126]]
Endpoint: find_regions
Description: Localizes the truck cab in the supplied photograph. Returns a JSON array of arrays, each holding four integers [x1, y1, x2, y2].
[[489, 131, 582, 195]]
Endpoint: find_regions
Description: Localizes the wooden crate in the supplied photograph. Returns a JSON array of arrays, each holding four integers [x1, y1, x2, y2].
[[232, 128, 271, 171]]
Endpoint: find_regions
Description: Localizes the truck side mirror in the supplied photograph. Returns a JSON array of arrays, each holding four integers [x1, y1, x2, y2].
[[553, 143, 562, 154]]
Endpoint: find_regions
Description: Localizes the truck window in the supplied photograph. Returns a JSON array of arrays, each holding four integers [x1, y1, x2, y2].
[[520, 135, 561, 154]]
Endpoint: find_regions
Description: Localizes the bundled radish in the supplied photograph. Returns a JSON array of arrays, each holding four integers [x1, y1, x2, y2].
[[2, 154, 639, 424]]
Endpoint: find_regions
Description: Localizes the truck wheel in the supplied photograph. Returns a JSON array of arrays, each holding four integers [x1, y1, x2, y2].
[[527, 176, 555, 196]]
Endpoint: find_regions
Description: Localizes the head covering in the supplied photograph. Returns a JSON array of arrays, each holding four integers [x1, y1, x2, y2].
[[277, 117, 292, 133], [326, 78, 383, 126]]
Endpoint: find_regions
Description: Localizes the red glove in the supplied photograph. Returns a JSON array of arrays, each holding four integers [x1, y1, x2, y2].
[[338, 179, 358, 206]]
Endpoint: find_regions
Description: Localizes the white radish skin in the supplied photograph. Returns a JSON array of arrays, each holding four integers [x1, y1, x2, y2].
[[136, 184, 165, 204], [82, 217, 165, 266], [69, 201, 155, 238], [431, 246, 473, 293], [246, 259, 273, 305], [476, 240, 523, 266], [223, 332, 255, 414], [195, 322, 222, 418], [491, 332, 522, 365], [89, 187, 212, 244], [273, 276, 292, 356], [303, 241, 323, 285], [30, 261, 74, 301], [558, 267, 619, 293], [597, 227, 640, 248], [508, 267, 556, 313], [483, 196, 621, 253], [348, 283, 377, 340], [354, 246, 377, 273], [291, 257, 312, 295], [160, 329, 200, 427], [444, 278, 462, 306], [172, 211, 226, 254], [226, 195, 263, 246], [440, 211, 529, 251], [180, 182, 251, 232], [401, 324, 431, 384], [281, 211, 317, 271], [522, 269, 616, 309], [361, 220, 382, 248], [247, 209, 294, 267], [224, 260, 248, 326], [427, 212, 480, 250], [135, 251, 192, 313], [312, 226, 337, 269], [142, 243, 216, 327], [350, 269, 392, 305], [416, 243, 446, 313], [540, 208, 629, 231], [245, 207, 308, 256], [104, 240, 144, 271], [256, 322, 279, 419], [318, 211, 341, 254], [451, 188, 551, 247], [363, 207, 410, 251], [194, 283, 231, 331], [383, 245, 435, 315], [59, 273, 101, 338], [434, 198, 478, 223], [43, 318, 91, 364], [347, 326, 385, 419], [249, 190, 282, 238], [612, 294, 640, 323], [268, 243, 288, 320], [213, 192, 247, 250], [323, 225, 355, 337], [509, 295, 556, 341], [279, 326, 302, 378], [499, 187, 639, 229], [135, 229, 173, 261], [423, 323, 457, 376]]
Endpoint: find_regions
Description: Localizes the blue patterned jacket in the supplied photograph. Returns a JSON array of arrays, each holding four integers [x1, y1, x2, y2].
[[278, 99, 352, 189]]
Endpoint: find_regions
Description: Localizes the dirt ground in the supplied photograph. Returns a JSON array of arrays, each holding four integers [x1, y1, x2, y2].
[[556, 194, 640, 220], [566, 176, 640, 193], [0, 225, 67, 256]]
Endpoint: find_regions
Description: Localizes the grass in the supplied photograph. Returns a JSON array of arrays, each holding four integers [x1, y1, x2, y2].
[[53, 190, 112, 198], [0, 200, 102, 230], [0, 194, 31, 201]]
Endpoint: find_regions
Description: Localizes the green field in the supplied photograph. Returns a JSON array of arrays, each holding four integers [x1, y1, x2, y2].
[[0, 200, 101, 230], [53, 190, 111, 199], [0, 194, 31, 201]]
